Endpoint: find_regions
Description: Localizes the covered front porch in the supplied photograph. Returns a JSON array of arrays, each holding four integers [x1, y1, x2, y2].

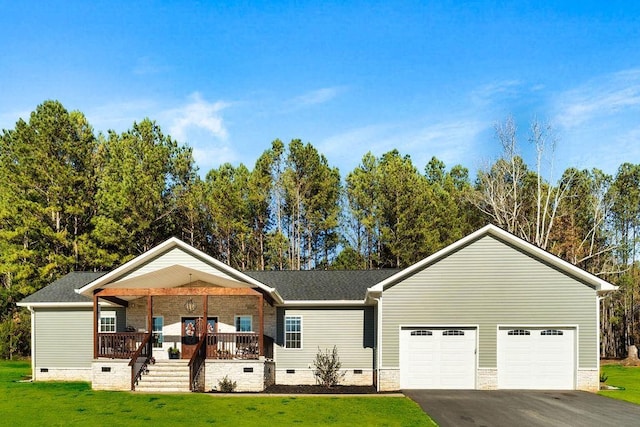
[[92, 286, 275, 391]]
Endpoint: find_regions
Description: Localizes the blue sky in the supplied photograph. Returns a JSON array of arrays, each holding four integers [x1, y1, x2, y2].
[[1, 1, 640, 180]]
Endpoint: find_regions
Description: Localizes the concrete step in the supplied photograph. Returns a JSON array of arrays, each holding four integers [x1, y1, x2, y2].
[[135, 386, 191, 393], [135, 360, 192, 392]]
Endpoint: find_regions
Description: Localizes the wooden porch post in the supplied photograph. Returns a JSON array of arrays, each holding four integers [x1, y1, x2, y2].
[[258, 294, 264, 356], [93, 293, 99, 359], [202, 295, 208, 335], [147, 294, 153, 332]]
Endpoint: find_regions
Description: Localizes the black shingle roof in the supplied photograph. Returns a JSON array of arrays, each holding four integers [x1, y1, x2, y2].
[[20, 269, 399, 304], [246, 270, 399, 301], [19, 271, 106, 304]]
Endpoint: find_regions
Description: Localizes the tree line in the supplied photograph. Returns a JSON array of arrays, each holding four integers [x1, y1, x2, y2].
[[0, 100, 638, 358]]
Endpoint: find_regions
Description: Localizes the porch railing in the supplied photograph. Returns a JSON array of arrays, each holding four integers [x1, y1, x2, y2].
[[128, 333, 153, 391], [189, 334, 207, 391], [205, 333, 261, 360], [98, 332, 147, 359]]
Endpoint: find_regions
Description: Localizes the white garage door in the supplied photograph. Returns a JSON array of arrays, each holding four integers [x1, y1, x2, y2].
[[498, 327, 575, 389], [400, 327, 477, 389]]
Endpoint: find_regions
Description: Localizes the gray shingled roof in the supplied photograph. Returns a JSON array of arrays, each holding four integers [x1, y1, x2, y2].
[[20, 269, 399, 304], [245, 270, 399, 301], [19, 272, 106, 304]]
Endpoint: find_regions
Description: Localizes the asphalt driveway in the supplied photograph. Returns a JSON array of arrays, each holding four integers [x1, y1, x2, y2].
[[404, 390, 640, 427]]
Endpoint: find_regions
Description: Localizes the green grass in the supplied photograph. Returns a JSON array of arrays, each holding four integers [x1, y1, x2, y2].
[[0, 361, 436, 427], [599, 364, 640, 404]]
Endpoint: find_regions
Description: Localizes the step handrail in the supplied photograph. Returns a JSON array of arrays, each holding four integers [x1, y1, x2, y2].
[[129, 332, 153, 391], [188, 333, 207, 391]]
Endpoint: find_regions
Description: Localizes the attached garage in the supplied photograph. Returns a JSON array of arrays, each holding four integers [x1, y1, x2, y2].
[[400, 327, 477, 389], [497, 327, 575, 389]]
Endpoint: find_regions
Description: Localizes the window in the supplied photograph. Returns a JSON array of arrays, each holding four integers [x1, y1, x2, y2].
[[285, 316, 302, 349], [235, 315, 252, 332], [99, 311, 116, 333], [443, 330, 464, 336], [411, 330, 432, 336], [541, 329, 564, 336], [508, 329, 531, 336], [152, 316, 163, 348]]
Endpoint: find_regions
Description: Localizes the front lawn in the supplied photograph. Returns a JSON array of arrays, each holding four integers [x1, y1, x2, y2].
[[599, 364, 640, 405], [0, 361, 436, 427]]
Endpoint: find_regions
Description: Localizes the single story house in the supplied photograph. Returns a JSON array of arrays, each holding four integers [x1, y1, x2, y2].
[[18, 224, 616, 392]]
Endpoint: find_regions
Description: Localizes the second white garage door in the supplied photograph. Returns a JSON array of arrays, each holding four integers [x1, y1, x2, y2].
[[497, 327, 575, 389], [400, 327, 477, 389]]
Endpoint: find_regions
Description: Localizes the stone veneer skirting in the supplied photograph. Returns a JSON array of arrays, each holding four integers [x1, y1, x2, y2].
[[34, 366, 92, 382], [577, 368, 599, 392], [275, 368, 374, 386], [92, 359, 131, 390], [377, 367, 598, 391], [205, 359, 274, 392]]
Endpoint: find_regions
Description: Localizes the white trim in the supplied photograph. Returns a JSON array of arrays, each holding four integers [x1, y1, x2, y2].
[[496, 324, 578, 389], [375, 294, 382, 392], [597, 295, 602, 377], [284, 315, 303, 350], [152, 315, 164, 348], [75, 237, 283, 304], [29, 307, 35, 379], [278, 300, 367, 307], [17, 302, 94, 308], [99, 310, 117, 333], [367, 224, 617, 295], [398, 324, 479, 389]]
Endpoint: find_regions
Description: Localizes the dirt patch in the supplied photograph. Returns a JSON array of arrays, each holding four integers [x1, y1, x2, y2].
[[602, 358, 640, 366], [263, 384, 378, 394]]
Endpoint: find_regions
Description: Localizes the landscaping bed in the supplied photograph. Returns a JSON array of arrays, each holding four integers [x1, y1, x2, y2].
[[263, 384, 378, 394]]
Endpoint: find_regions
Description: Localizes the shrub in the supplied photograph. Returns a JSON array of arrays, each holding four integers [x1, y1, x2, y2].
[[312, 345, 345, 388], [600, 371, 608, 383], [218, 375, 237, 392]]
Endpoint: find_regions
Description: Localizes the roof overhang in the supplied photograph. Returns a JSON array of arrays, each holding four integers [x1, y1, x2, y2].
[[76, 237, 283, 304], [278, 300, 368, 307], [366, 224, 618, 298], [16, 301, 116, 309]]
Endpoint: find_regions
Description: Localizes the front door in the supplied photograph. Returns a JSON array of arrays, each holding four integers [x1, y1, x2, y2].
[[181, 317, 200, 359], [181, 317, 218, 359]]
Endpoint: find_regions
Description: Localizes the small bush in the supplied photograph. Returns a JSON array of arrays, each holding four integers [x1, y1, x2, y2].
[[218, 375, 237, 392], [600, 371, 608, 383], [312, 346, 345, 388]]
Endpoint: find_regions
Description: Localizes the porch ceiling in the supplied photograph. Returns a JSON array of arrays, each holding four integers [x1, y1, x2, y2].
[[107, 265, 253, 291]]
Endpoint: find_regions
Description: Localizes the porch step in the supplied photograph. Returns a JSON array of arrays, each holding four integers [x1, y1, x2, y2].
[[135, 360, 191, 392]]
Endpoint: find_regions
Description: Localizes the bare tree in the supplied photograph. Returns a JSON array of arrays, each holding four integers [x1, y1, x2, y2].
[[473, 116, 575, 251]]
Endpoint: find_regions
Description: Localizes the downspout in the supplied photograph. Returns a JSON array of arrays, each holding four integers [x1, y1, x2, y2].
[[597, 293, 613, 381], [371, 293, 382, 392], [29, 307, 35, 380]]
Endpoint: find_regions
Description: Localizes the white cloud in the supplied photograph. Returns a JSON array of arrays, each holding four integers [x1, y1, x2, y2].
[[87, 99, 159, 131], [319, 116, 489, 173], [554, 68, 640, 129], [470, 80, 522, 105], [166, 92, 229, 142], [283, 86, 345, 112]]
